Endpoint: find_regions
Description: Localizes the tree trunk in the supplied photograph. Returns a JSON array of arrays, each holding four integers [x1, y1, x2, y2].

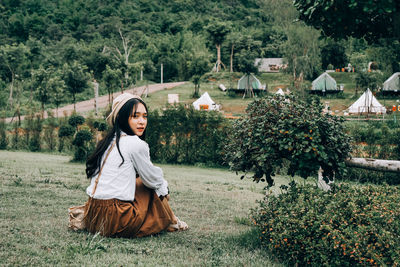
[[73, 94, 76, 111], [230, 44, 234, 73], [345, 158, 400, 173], [216, 44, 221, 72]]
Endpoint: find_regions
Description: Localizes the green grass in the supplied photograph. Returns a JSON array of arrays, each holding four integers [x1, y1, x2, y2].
[[0, 151, 297, 266]]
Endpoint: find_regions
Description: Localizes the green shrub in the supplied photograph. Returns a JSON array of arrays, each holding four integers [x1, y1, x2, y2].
[[68, 114, 85, 129], [224, 94, 352, 186], [58, 124, 75, 152], [72, 128, 93, 161], [28, 114, 43, 152], [340, 168, 400, 185], [147, 105, 229, 166], [0, 119, 7, 149], [252, 182, 400, 266]]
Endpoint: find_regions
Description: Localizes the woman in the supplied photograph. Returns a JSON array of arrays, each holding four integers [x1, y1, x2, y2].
[[84, 93, 188, 237]]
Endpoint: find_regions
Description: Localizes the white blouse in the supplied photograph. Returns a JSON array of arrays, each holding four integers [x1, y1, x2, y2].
[[86, 134, 168, 201]]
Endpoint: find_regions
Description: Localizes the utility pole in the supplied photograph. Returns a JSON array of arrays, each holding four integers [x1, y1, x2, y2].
[[161, 64, 163, 84]]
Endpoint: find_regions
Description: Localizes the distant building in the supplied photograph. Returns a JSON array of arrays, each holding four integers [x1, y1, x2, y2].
[[254, 58, 286, 73]]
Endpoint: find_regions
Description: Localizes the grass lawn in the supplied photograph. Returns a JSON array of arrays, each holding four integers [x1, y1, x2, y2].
[[0, 151, 299, 266]]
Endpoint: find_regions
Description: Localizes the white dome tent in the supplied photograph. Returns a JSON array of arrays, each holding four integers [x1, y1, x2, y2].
[[192, 92, 220, 111], [348, 89, 386, 114]]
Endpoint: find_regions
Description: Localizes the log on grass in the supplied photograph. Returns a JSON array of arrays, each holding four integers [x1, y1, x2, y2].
[[345, 158, 400, 173]]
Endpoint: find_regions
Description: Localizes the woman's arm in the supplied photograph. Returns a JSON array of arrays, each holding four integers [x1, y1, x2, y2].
[[129, 138, 168, 197]]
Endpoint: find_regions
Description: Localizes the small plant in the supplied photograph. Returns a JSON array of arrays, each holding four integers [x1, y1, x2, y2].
[[72, 127, 93, 161], [68, 114, 85, 131], [58, 124, 75, 152]]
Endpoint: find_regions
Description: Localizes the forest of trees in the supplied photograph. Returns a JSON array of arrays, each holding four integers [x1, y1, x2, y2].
[[0, 0, 399, 117]]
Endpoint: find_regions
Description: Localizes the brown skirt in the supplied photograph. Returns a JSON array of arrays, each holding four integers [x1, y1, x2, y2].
[[84, 178, 177, 238]]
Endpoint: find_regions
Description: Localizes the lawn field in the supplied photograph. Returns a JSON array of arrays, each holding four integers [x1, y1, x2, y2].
[[0, 151, 296, 266]]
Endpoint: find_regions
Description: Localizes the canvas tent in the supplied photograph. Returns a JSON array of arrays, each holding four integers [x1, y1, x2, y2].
[[348, 88, 386, 114], [192, 92, 219, 111], [237, 74, 263, 91], [382, 72, 400, 92], [276, 88, 285, 95], [312, 72, 338, 91]]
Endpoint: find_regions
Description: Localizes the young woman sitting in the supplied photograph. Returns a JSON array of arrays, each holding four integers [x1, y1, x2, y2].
[[84, 93, 188, 237]]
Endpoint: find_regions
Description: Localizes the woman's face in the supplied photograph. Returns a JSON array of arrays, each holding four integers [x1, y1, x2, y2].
[[128, 103, 147, 136]]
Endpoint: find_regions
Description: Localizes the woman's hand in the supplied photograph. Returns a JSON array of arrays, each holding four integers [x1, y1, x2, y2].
[[159, 194, 170, 201]]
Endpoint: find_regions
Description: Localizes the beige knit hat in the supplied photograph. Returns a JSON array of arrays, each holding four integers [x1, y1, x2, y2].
[[106, 93, 143, 126]]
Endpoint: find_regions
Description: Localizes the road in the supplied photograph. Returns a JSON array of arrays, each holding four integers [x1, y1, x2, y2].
[[5, 82, 186, 123]]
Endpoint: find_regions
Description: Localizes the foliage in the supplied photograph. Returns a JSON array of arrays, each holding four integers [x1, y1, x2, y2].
[[72, 128, 94, 162], [68, 114, 85, 129], [102, 65, 122, 102], [147, 105, 229, 166], [354, 72, 384, 92], [252, 182, 400, 266], [62, 61, 90, 109], [43, 111, 58, 151], [321, 39, 348, 70], [280, 25, 322, 82], [28, 114, 43, 152], [293, 0, 400, 43], [224, 94, 352, 186], [58, 125, 75, 138], [93, 120, 108, 132], [0, 119, 8, 149]]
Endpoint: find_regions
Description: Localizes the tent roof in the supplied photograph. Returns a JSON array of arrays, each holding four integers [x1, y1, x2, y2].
[[237, 73, 262, 90], [312, 72, 337, 91], [192, 92, 218, 110], [276, 88, 285, 95], [348, 89, 386, 114], [383, 72, 400, 91]]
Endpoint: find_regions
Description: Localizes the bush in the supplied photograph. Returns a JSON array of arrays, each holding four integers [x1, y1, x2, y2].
[[0, 119, 8, 149], [224, 94, 352, 186], [340, 168, 400, 185], [68, 114, 85, 129], [252, 182, 400, 266], [72, 128, 93, 161], [147, 105, 229, 166]]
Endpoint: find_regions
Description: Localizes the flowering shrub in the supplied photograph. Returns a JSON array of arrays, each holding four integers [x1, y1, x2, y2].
[[224, 94, 352, 186], [252, 182, 400, 266]]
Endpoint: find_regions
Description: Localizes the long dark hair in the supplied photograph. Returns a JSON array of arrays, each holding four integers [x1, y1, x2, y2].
[[86, 98, 148, 178]]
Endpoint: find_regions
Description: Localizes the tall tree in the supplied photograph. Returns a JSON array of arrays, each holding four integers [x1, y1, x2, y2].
[[62, 61, 90, 111], [31, 67, 51, 116], [102, 65, 122, 104], [281, 25, 322, 85], [206, 21, 231, 72], [0, 43, 30, 109]]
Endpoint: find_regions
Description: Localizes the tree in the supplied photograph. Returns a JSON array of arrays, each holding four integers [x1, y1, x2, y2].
[[320, 39, 348, 70], [0, 43, 30, 109], [188, 52, 211, 98], [103, 29, 146, 91], [281, 25, 322, 85], [102, 65, 122, 104], [293, 0, 400, 43], [62, 61, 90, 111], [31, 67, 51, 116], [226, 30, 244, 73], [224, 94, 352, 186], [206, 21, 231, 72], [48, 75, 66, 117]]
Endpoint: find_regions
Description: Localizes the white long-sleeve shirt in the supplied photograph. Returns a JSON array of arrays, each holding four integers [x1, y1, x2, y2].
[[86, 134, 168, 201]]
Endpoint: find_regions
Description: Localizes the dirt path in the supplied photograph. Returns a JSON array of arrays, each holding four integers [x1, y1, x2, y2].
[[5, 82, 186, 123]]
